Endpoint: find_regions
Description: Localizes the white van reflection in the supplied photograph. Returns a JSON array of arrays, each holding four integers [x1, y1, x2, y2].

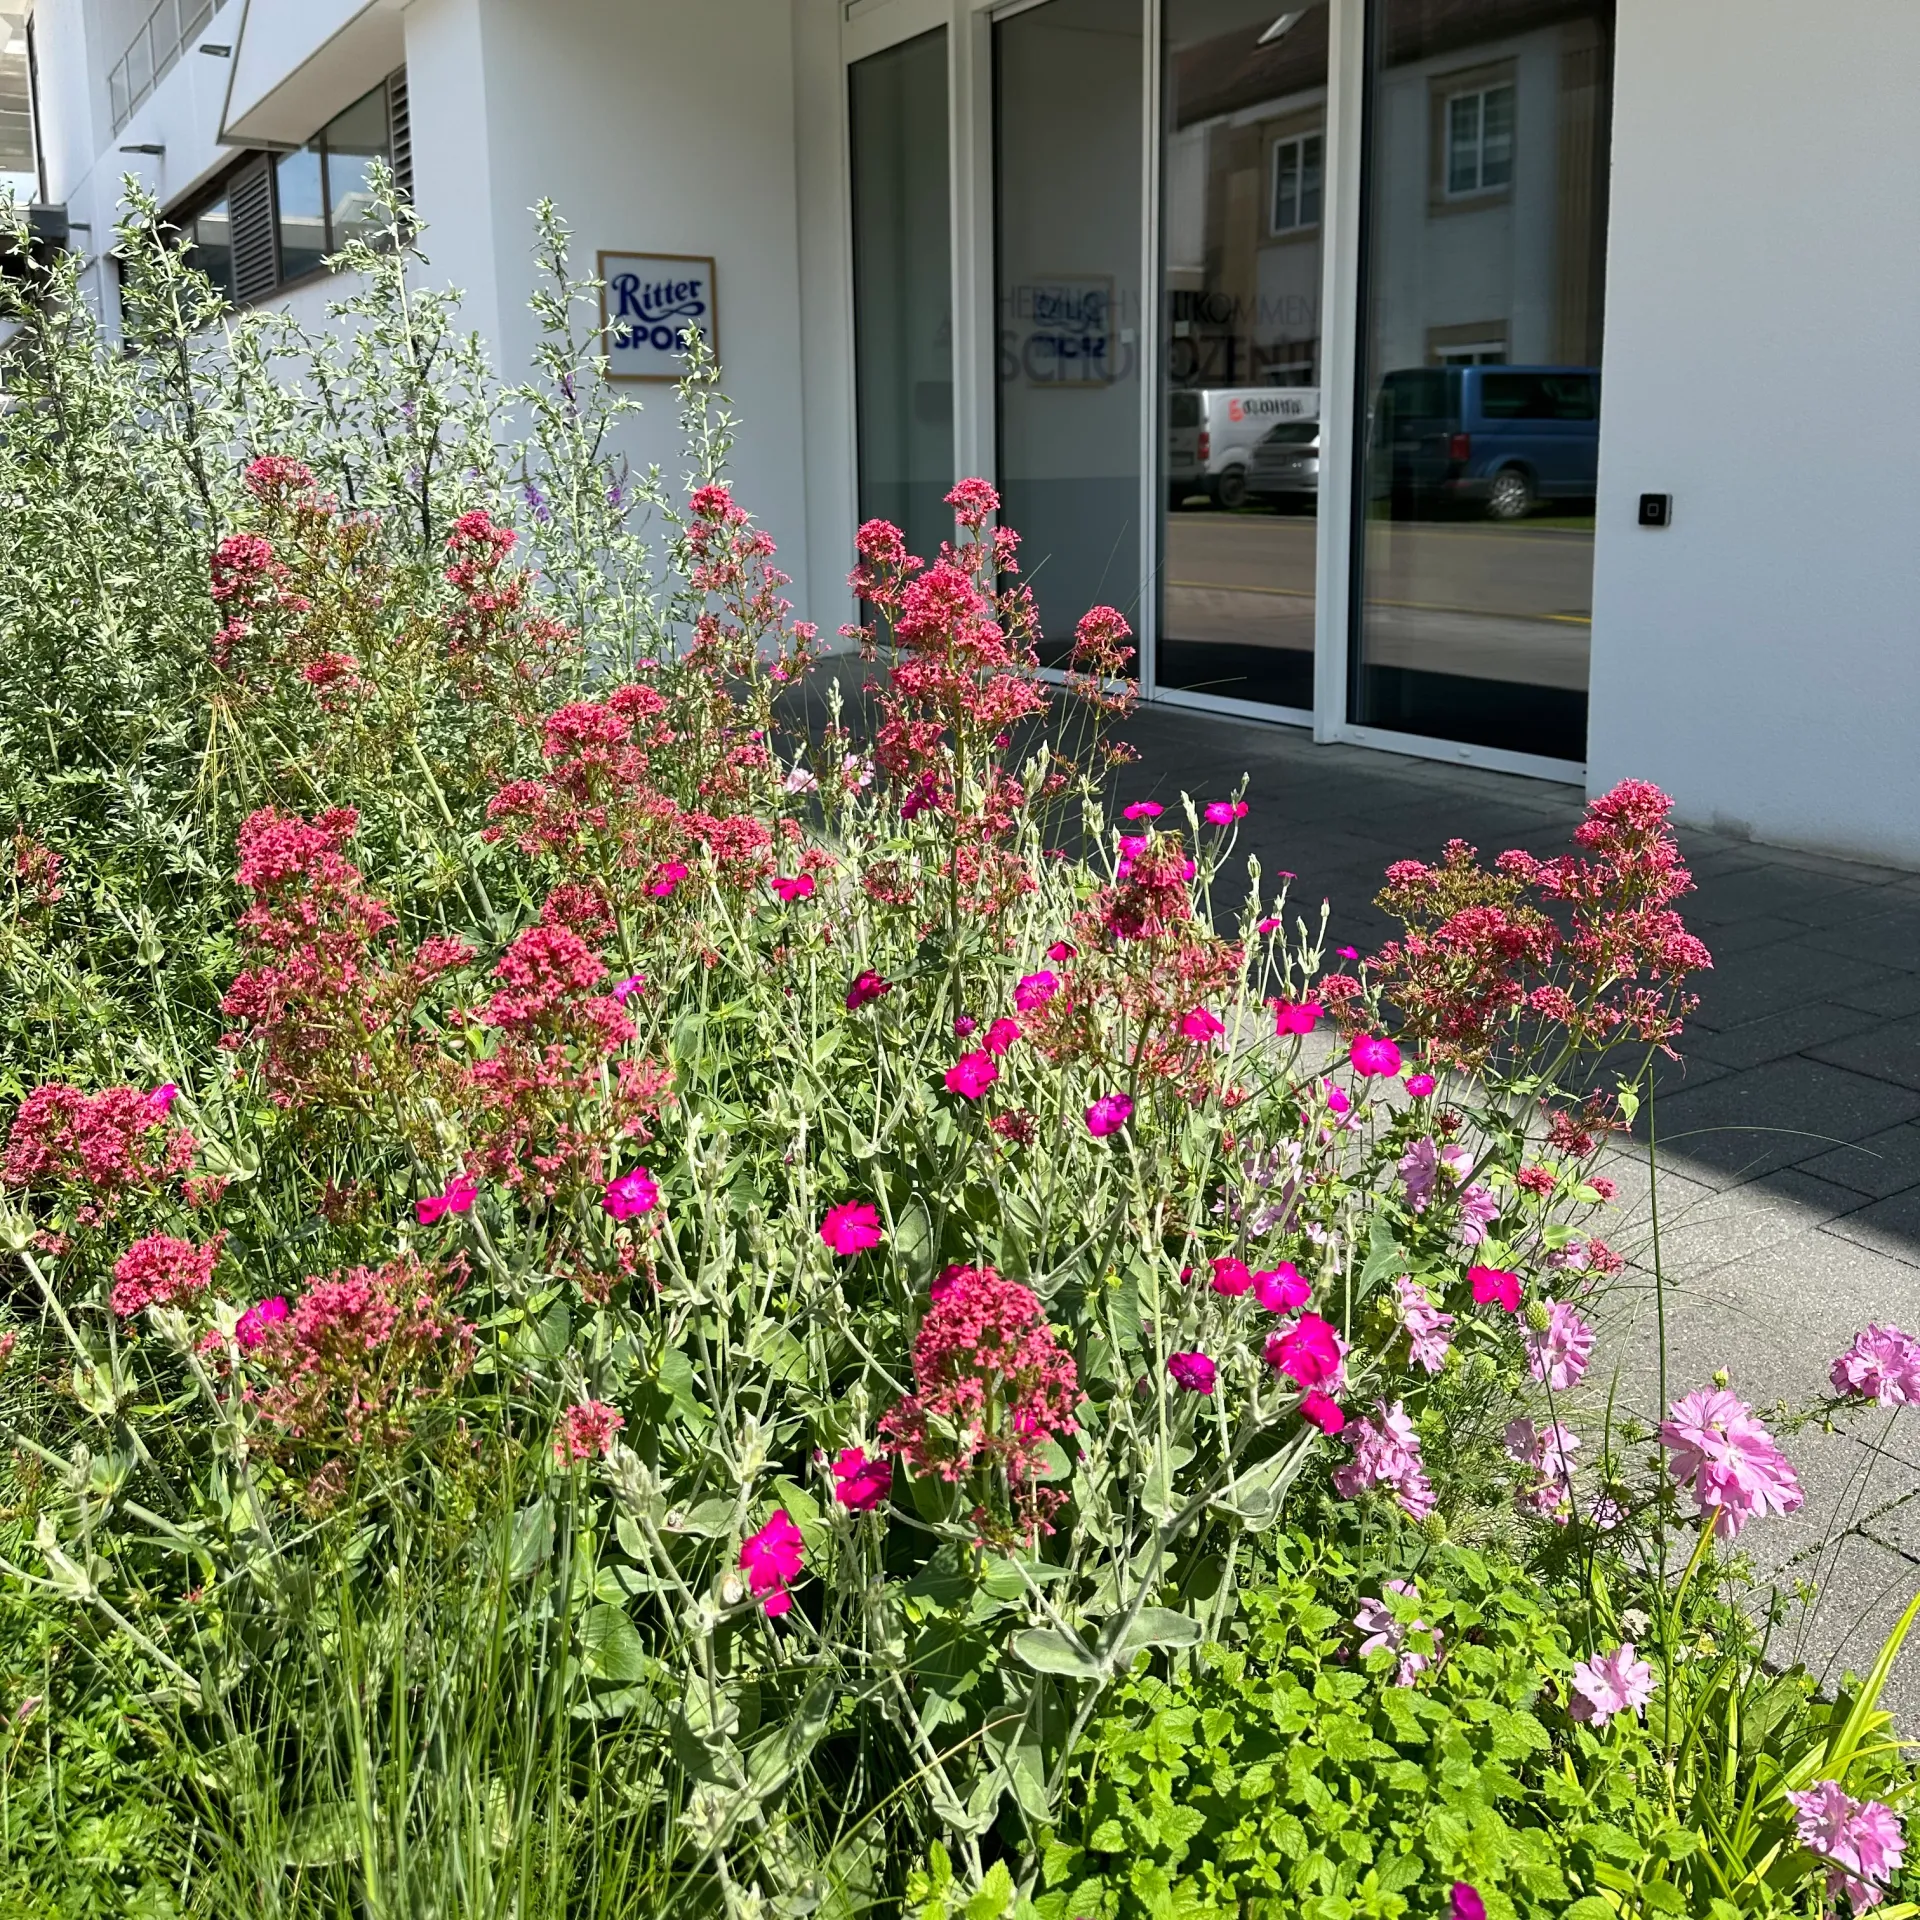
[[1168, 386, 1318, 509]]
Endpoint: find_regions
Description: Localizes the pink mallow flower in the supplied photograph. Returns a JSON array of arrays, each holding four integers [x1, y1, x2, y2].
[[819, 1201, 884, 1256], [1505, 1417, 1582, 1524], [235, 1295, 289, 1350], [1470, 1265, 1522, 1314], [946, 1051, 998, 1099], [1264, 1312, 1344, 1390], [416, 1174, 480, 1226], [1393, 1273, 1454, 1374], [845, 968, 890, 1010], [831, 1446, 892, 1512], [1659, 1387, 1804, 1539], [602, 1167, 659, 1221], [1567, 1641, 1654, 1727], [1831, 1325, 1920, 1407], [769, 872, 815, 903], [1272, 998, 1323, 1036], [1085, 1093, 1133, 1137], [554, 1398, 625, 1464], [1333, 1401, 1435, 1520], [1014, 970, 1058, 1013], [1350, 1033, 1402, 1077], [1253, 1263, 1310, 1314], [1354, 1580, 1440, 1686], [739, 1510, 805, 1617], [1523, 1299, 1596, 1390], [1167, 1350, 1217, 1395], [1787, 1780, 1907, 1912], [1180, 1006, 1225, 1042]]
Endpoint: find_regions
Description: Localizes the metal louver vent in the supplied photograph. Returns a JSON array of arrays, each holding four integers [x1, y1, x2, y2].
[[386, 67, 412, 207], [228, 156, 276, 305]]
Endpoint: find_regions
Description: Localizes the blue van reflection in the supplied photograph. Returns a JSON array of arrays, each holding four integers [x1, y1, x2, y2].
[[1371, 366, 1599, 520]]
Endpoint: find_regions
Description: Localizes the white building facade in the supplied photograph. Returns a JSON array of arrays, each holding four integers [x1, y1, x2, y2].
[[21, 0, 1920, 869]]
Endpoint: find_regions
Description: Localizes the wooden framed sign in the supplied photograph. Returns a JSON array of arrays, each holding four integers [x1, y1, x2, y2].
[[597, 251, 718, 382]]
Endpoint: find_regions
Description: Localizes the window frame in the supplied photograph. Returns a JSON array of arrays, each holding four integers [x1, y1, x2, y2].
[[1425, 59, 1517, 216], [1268, 127, 1325, 237], [1442, 81, 1514, 198]]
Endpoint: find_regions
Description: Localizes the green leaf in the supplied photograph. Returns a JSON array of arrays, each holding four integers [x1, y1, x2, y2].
[[1360, 1219, 1404, 1291], [1109, 1607, 1202, 1657], [281, 1801, 361, 1868], [1012, 1628, 1104, 1679], [962, 1860, 1016, 1920], [577, 1603, 650, 1684], [669, 1498, 737, 1538], [507, 1496, 552, 1582]]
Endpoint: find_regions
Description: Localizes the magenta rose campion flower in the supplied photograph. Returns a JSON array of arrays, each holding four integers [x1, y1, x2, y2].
[[1167, 1350, 1216, 1394], [416, 1173, 480, 1225], [1831, 1324, 1920, 1406], [1252, 1263, 1310, 1314], [945, 1051, 998, 1099], [1470, 1265, 1522, 1314], [1180, 1006, 1225, 1042], [845, 968, 890, 1010], [1349, 1033, 1403, 1077], [648, 860, 688, 897], [1405, 1071, 1436, 1098], [830, 1446, 892, 1511], [1121, 801, 1163, 821], [1209, 1255, 1254, 1297], [1451, 1887, 1487, 1920], [235, 1295, 289, 1349], [148, 1083, 180, 1115], [1271, 998, 1323, 1036], [1013, 970, 1057, 1013], [819, 1201, 883, 1257], [769, 872, 815, 903], [1203, 799, 1249, 825], [1045, 939, 1076, 962], [1085, 1093, 1133, 1137], [602, 1167, 659, 1221], [1299, 1388, 1345, 1435], [739, 1510, 805, 1616], [1659, 1386, 1803, 1539], [984, 1017, 1021, 1057], [1265, 1312, 1344, 1390], [1567, 1641, 1654, 1726]]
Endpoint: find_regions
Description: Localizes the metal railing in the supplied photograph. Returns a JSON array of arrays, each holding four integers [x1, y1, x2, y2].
[[107, 0, 215, 133]]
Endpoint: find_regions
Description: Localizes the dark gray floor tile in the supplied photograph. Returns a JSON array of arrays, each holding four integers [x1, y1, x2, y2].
[[1802, 1122, 1920, 1200], [1830, 971, 1920, 1020], [1800, 908, 1920, 971], [1820, 1191, 1920, 1268], [1688, 999, 1887, 1071], [1679, 944, 1898, 1028], [1809, 1013, 1920, 1093]]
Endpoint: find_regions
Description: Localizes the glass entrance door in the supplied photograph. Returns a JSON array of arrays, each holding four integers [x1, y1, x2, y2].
[[1349, 0, 1614, 763], [993, 0, 1144, 664], [1156, 0, 1331, 713], [850, 28, 953, 567]]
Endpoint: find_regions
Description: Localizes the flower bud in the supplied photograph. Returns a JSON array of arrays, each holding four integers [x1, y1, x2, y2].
[[1524, 1299, 1552, 1334], [1421, 1511, 1448, 1544], [719, 1572, 745, 1607]]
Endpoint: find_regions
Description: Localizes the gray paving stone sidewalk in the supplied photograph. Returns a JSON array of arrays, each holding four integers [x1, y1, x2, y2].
[[1120, 706, 1920, 1721]]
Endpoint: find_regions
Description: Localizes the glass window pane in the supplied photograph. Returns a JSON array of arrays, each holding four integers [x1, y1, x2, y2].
[[323, 85, 391, 249], [187, 197, 233, 303], [848, 30, 952, 569], [275, 144, 327, 282], [1157, 0, 1328, 712], [1350, 1, 1614, 764], [995, 0, 1143, 668]]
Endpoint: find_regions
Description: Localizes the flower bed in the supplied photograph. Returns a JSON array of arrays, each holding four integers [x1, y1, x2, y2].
[[0, 181, 1914, 1919]]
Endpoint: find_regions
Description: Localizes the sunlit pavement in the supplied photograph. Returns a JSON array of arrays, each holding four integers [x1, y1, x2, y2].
[[1119, 704, 1920, 1719]]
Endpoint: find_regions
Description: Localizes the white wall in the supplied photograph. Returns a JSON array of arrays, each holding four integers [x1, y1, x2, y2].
[[1589, 0, 1920, 869]]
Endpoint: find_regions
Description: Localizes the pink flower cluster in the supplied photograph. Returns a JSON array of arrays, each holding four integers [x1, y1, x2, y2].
[[1521, 1299, 1595, 1391], [554, 1398, 625, 1463], [1658, 1387, 1803, 1540], [1393, 1273, 1454, 1374], [1787, 1781, 1907, 1912], [1505, 1416, 1582, 1524], [109, 1233, 222, 1317], [1831, 1325, 1920, 1407], [1567, 1641, 1653, 1726], [3, 1083, 195, 1205], [1353, 1580, 1440, 1687], [1332, 1401, 1436, 1520], [879, 1264, 1080, 1536]]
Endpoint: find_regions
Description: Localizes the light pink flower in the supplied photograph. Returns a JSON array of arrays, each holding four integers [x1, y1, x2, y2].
[[1084, 1093, 1133, 1137], [1457, 1182, 1500, 1246], [235, 1295, 289, 1349], [831, 1446, 892, 1512], [1204, 799, 1249, 825], [740, 1510, 805, 1616], [1122, 801, 1163, 821], [769, 872, 815, 903], [1354, 1579, 1440, 1686], [554, 1398, 625, 1463], [1831, 1325, 1920, 1407], [819, 1201, 884, 1256], [1333, 1401, 1435, 1520], [1470, 1265, 1521, 1314], [602, 1167, 659, 1220], [416, 1174, 480, 1226], [1524, 1299, 1596, 1390], [1013, 970, 1058, 1013], [1209, 1255, 1254, 1297], [1393, 1273, 1454, 1374], [1253, 1263, 1310, 1314], [1167, 1350, 1216, 1394], [1180, 1006, 1225, 1042], [1264, 1312, 1344, 1390], [1567, 1641, 1654, 1726], [1787, 1780, 1907, 1911], [1660, 1386, 1803, 1539], [1506, 1416, 1582, 1523], [1271, 999, 1323, 1036], [945, 1051, 998, 1099]]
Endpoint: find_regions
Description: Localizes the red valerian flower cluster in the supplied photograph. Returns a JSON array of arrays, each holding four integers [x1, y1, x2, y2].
[[2, 1083, 195, 1211], [1366, 780, 1712, 1070], [110, 1232, 223, 1316], [879, 1263, 1081, 1541]]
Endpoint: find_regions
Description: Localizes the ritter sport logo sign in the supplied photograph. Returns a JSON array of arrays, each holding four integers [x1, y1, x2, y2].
[[598, 252, 718, 383]]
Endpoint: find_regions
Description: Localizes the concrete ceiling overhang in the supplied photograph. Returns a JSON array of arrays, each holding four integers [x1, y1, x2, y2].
[[220, 0, 406, 148]]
